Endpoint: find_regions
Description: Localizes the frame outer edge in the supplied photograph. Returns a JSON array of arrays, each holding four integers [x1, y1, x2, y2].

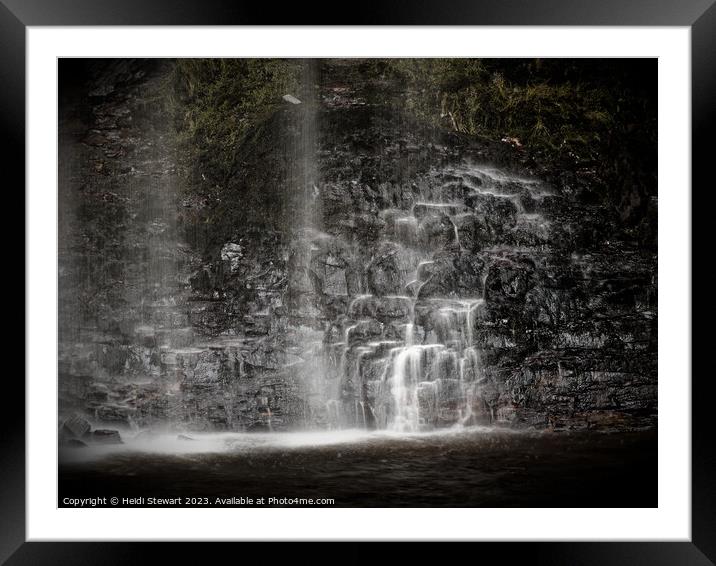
[[6, 0, 713, 562], [0, 0, 26, 562], [692, 1, 716, 564], [0, 0, 714, 25]]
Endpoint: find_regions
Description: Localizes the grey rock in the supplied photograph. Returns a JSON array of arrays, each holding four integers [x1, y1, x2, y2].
[[61, 414, 92, 438], [366, 243, 404, 296], [91, 429, 123, 444]]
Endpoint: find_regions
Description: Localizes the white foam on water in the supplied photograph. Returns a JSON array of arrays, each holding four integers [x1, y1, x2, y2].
[[60, 425, 513, 462]]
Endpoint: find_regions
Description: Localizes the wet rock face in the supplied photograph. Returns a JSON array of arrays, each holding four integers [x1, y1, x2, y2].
[[296, 62, 655, 432], [58, 60, 656, 433], [418, 252, 486, 299], [417, 213, 457, 250], [366, 243, 405, 296], [483, 256, 536, 318]]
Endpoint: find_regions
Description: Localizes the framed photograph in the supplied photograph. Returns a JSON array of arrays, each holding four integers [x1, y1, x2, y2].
[[8, 0, 708, 563]]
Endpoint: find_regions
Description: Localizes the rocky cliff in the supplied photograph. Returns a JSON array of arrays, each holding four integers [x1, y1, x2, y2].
[[58, 59, 657, 434]]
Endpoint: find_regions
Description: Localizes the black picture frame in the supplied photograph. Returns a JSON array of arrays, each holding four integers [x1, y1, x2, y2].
[[5, 1, 709, 563]]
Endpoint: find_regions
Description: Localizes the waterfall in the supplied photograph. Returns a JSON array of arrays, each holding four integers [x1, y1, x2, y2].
[[58, 60, 656, 444], [243, 60, 550, 433], [315, 160, 550, 432], [382, 298, 484, 432]]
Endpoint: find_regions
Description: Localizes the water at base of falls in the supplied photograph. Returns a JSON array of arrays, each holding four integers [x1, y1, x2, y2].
[[58, 428, 657, 508], [59, 426, 498, 461]]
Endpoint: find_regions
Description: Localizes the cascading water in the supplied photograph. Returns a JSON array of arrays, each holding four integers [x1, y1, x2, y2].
[[310, 161, 551, 432]]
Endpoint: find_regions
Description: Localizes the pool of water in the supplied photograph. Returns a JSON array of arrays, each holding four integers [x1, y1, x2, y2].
[[58, 427, 656, 507]]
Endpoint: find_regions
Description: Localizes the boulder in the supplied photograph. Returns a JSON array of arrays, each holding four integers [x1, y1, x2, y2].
[[466, 194, 518, 236], [91, 429, 123, 444], [452, 213, 488, 251], [418, 252, 486, 299], [365, 244, 404, 296], [346, 320, 384, 346], [61, 414, 91, 438], [220, 243, 244, 273], [417, 214, 457, 250], [96, 404, 133, 425], [349, 295, 411, 321], [483, 256, 536, 307]]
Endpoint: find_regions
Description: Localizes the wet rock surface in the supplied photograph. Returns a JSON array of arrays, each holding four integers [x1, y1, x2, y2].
[[58, 60, 657, 434], [59, 413, 122, 447]]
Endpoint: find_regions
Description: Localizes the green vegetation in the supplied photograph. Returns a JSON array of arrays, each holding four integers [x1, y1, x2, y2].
[[169, 59, 301, 189], [383, 58, 654, 169], [170, 58, 655, 185], [165, 59, 304, 249]]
